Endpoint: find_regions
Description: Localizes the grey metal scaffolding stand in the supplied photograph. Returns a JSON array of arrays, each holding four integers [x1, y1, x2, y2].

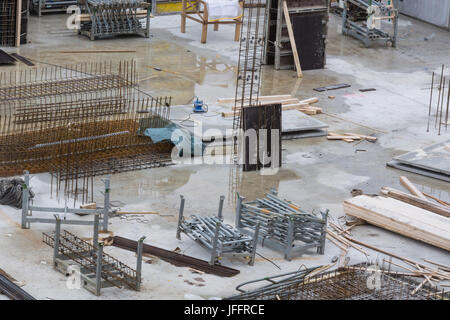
[[49, 214, 145, 296], [32, 0, 78, 16], [176, 195, 260, 266], [342, 0, 398, 48], [236, 189, 328, 261], [78, 0, 151, 41], [21, 170, 110, 230]]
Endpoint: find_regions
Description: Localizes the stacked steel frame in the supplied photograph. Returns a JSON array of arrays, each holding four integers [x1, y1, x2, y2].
[[78, 0, 151, 40], [228, 263, 450, 300], [0, 61, 173, 202], [236, 189, 328, 260]]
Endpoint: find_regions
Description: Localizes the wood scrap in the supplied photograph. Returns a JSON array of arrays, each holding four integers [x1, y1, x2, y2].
[[326, 132, 377, 142], [380, 187, 450, 218], [422, 192, 450, 207], [80, 202, 96, 209], [344, 195, 450, 251], [57, 50, 136, 54], [399, 176, 427, 200]]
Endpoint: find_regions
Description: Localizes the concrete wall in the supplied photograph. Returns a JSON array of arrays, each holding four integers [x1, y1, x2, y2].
[[396, 0, 450, 29]]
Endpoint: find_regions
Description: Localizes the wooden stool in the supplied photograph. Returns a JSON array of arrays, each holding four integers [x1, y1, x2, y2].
[[181, 0, 243, 44]]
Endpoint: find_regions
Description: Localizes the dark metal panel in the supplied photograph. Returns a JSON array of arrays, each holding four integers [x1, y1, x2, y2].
[[292, 13, 326, 70], [241, 104, 282, 172]]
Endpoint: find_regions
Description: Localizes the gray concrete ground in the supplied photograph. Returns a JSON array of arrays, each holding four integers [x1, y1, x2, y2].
[[0, 11, 449, 300]]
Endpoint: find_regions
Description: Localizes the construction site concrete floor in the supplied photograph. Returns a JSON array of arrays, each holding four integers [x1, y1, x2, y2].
[[0, 12, 449, 300]]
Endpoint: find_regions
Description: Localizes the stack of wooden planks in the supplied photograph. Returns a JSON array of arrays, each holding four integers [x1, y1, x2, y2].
[[217, 95, 322, 117], [343, 195, 450, 251], [327, 132, 377, 143]]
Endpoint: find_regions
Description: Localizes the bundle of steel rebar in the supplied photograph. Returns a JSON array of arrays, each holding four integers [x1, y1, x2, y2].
[[78, 0, 151, 40], [236, 189, 328, 260]]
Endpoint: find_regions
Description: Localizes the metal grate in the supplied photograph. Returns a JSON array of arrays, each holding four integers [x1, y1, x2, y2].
[[228, 263, 450, 300]]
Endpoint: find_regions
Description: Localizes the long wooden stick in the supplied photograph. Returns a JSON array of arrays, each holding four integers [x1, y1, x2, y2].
[[380, 186, 450, 218], [282, 1, 302, 78], [399, 176, 427, 200]]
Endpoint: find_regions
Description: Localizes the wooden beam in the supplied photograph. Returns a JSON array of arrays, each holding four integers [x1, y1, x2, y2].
[[344, 195, 450, 251], [282, 1, 302, 78], [399, 176, 427, 200], [380, 187, 450, 218]]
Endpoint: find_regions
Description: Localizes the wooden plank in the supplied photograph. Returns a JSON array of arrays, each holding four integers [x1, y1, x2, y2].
[[217, 95, 293, 104], [400, 176, 427, 200], [380, 187, 450, 218], [344, 195, 450, 251], [282, 1, 303, 78], [222, 104, 317, 118], [57, 50, 136, 54], [344, 133, 377, 142], [327, 135, 362, 140], [299, 97, 319, 105]]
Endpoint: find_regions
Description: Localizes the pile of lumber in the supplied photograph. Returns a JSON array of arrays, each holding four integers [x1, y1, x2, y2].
[[344, 195, 450, 251], [217, 95, 322, 118], [342, 176, 450, 252], [327, 132, 377, 143]]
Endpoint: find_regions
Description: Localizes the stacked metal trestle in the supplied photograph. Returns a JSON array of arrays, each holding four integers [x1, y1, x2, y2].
[[176, 195, 260, 265], [78, 0, 151, 40], [236, 189, 328, 260]]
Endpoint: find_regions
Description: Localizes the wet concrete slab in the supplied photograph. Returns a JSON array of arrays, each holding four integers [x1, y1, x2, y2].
[[0, 11, 449, 300]]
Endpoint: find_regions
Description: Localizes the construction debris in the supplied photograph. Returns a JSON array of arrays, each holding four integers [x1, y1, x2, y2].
[[327, 132, 377, 143], [236, 189, 328, 260]]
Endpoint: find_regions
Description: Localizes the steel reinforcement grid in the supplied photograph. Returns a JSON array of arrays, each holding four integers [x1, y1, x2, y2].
[[228, 263, 450, 300], [0, 60, 174, 203]]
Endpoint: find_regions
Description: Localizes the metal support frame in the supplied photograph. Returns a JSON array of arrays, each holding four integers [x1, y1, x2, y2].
[[342, 0, 398, 48], [235, 189, 328, 261], [78, 0, 151, 41], [21, 171, 110, 230], [46, 218, 144, 296], [177, 195, 259, 266]]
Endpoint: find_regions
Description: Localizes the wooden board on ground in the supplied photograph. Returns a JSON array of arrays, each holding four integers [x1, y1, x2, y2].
[[380, 187, 450, 218], [343, 195, 450, 251]]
